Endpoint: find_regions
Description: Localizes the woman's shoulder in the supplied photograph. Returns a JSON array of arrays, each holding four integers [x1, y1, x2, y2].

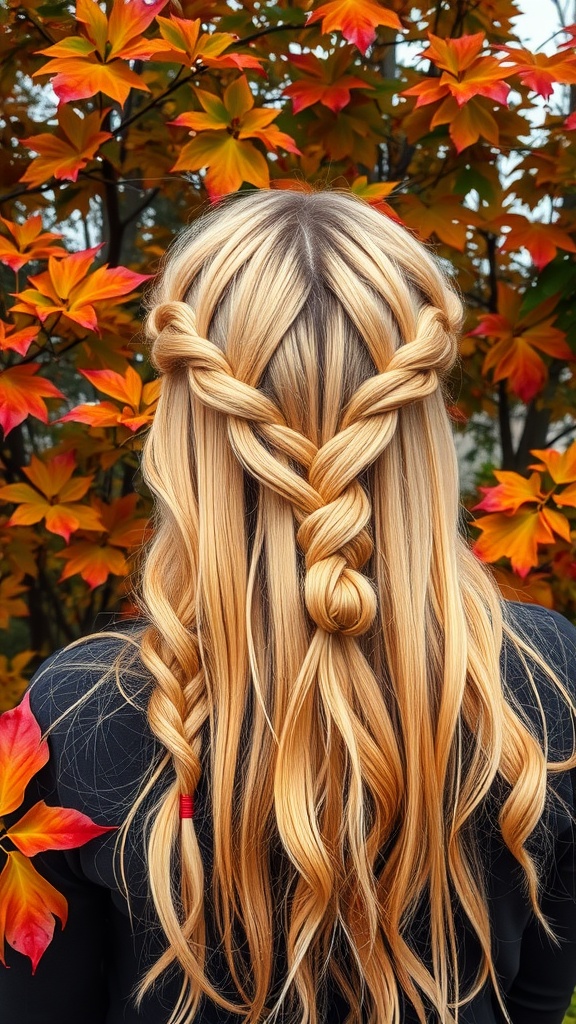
[[502, 599, 576, 684], [501, 599, 576, 760], [26, 624, 160, 819], [28, 622, 151, 726], [503, 598, 576, 649]]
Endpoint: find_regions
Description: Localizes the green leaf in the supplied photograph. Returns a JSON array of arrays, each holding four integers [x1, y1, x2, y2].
[[520, 257, 576, 317], [453, 166, 495, 203]]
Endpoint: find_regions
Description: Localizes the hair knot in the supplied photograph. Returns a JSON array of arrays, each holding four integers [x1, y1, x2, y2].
[[305, 556, 376, 636], [296, 481, 375, 636]]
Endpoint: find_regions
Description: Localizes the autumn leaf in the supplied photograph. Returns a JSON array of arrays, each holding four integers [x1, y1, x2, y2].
[[491, 566, 554, 609], [59, 365, 161, 433], [0, 653, 34, 716], [11, 247, 150, 333], [306, 0, 402, 54], [350, 176, 401, 219], [529, 442, 576, 509], [401, 33, 513, 151], [398, 194, 481, 250], [474, 470, 545, 513], [0, 216, 63, 273], [171, 76, 300, 196], [472, 505, 568, 577], [469, 283, 573, 402], [0, 321, 38, 357], [0, 694, 116, 969], [498, 43, 576, 100], [152, 14, 264, 73], [0, 852, 67, 972], [0, 451, 104, 542], [529, 441, 576, 484], [0, 575, 29, 631], [58, 493, 150, 588], [495, 213, 576, 270], [0, 364, 64, 438], [0, 693, 47, 817], [33, 0, 168, 106], [20, 107, 112, 189], [283, 48, 372, 113], [6, 801, 115, 858], [404, 33, 512, 106]]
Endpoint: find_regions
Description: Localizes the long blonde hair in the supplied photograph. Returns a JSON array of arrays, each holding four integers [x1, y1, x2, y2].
[[117, 189, 573, 1023]]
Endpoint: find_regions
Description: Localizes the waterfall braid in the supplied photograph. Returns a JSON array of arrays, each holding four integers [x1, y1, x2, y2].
[[117, 189, 574, 1024]]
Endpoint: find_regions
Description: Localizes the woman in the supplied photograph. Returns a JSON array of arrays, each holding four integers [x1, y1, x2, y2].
[[1, 189, 575, 1024]]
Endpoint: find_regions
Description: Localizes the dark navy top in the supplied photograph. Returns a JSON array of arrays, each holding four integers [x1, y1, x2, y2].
[[1, 601, 575, 1023]]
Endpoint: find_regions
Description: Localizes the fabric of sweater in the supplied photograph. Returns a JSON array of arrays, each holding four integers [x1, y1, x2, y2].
[[0, 600, 575, 1024]]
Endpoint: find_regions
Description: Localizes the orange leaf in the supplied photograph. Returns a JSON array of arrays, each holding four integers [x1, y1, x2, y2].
[[106, 0, 168, 59], [152, 15, 265, 73], [496, 214, 576, 270], [58, 541, 129, 588], [306, 0, 402, 54], [60, 367, 159, 433], [11, 248, 150, 332], [473, 507, 556, 577], [530, 441, 576, 484], [34, 55, 149, 108], [21, 451, 75, 500], [0, 453, 104, 542], [498, 43, 576, 100], [0, 364, 64, 438], [57, 401, 127, 430], [0, 693, 48, 817], [0, 851, 67, 972], [554, 482, 576, 509], [80, 365, 143, 407], [34, 0, 168, 106], [0, 575, 29, 630], [173, 132, 270, 196], [403, 33, 512, 108], [57, 494, 150, 587], [6, 800, 115, 857], [171, 75, 299, 196], [0, 216, 63, 272], [20, 108, 112, 189], [398, 194, 481, 250], [0, 321, 38, 357], [474, 471, 544, 514], [470, 283, 573, 401], [540, 506, 572, 544], [491, 566, 555, 609], [283, 48, 372, 113], [430, 94, 500, 152]]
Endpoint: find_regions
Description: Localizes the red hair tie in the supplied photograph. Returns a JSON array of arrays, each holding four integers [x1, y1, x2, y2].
[[179, 794, 194, 819]]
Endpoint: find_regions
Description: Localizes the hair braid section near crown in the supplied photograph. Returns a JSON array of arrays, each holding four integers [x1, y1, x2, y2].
[[150, 299, 453, 636]]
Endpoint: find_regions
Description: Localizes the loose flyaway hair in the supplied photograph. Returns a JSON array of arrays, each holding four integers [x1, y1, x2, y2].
[[80, 190, 576, 1023]]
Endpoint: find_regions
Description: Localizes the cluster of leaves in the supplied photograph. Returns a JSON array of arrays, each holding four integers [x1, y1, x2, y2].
[[1, 0, 576, 711], [0, 694, 113, 969]]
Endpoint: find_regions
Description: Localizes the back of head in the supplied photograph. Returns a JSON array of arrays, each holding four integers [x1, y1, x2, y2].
[[131, 189, 557, 1024]]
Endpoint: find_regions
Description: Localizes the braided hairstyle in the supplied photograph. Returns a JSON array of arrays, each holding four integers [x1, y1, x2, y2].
[[128, 189, 565, 1024]]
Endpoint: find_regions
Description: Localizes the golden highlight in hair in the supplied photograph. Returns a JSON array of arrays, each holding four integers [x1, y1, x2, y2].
[[114, 189, 574, 1024]]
